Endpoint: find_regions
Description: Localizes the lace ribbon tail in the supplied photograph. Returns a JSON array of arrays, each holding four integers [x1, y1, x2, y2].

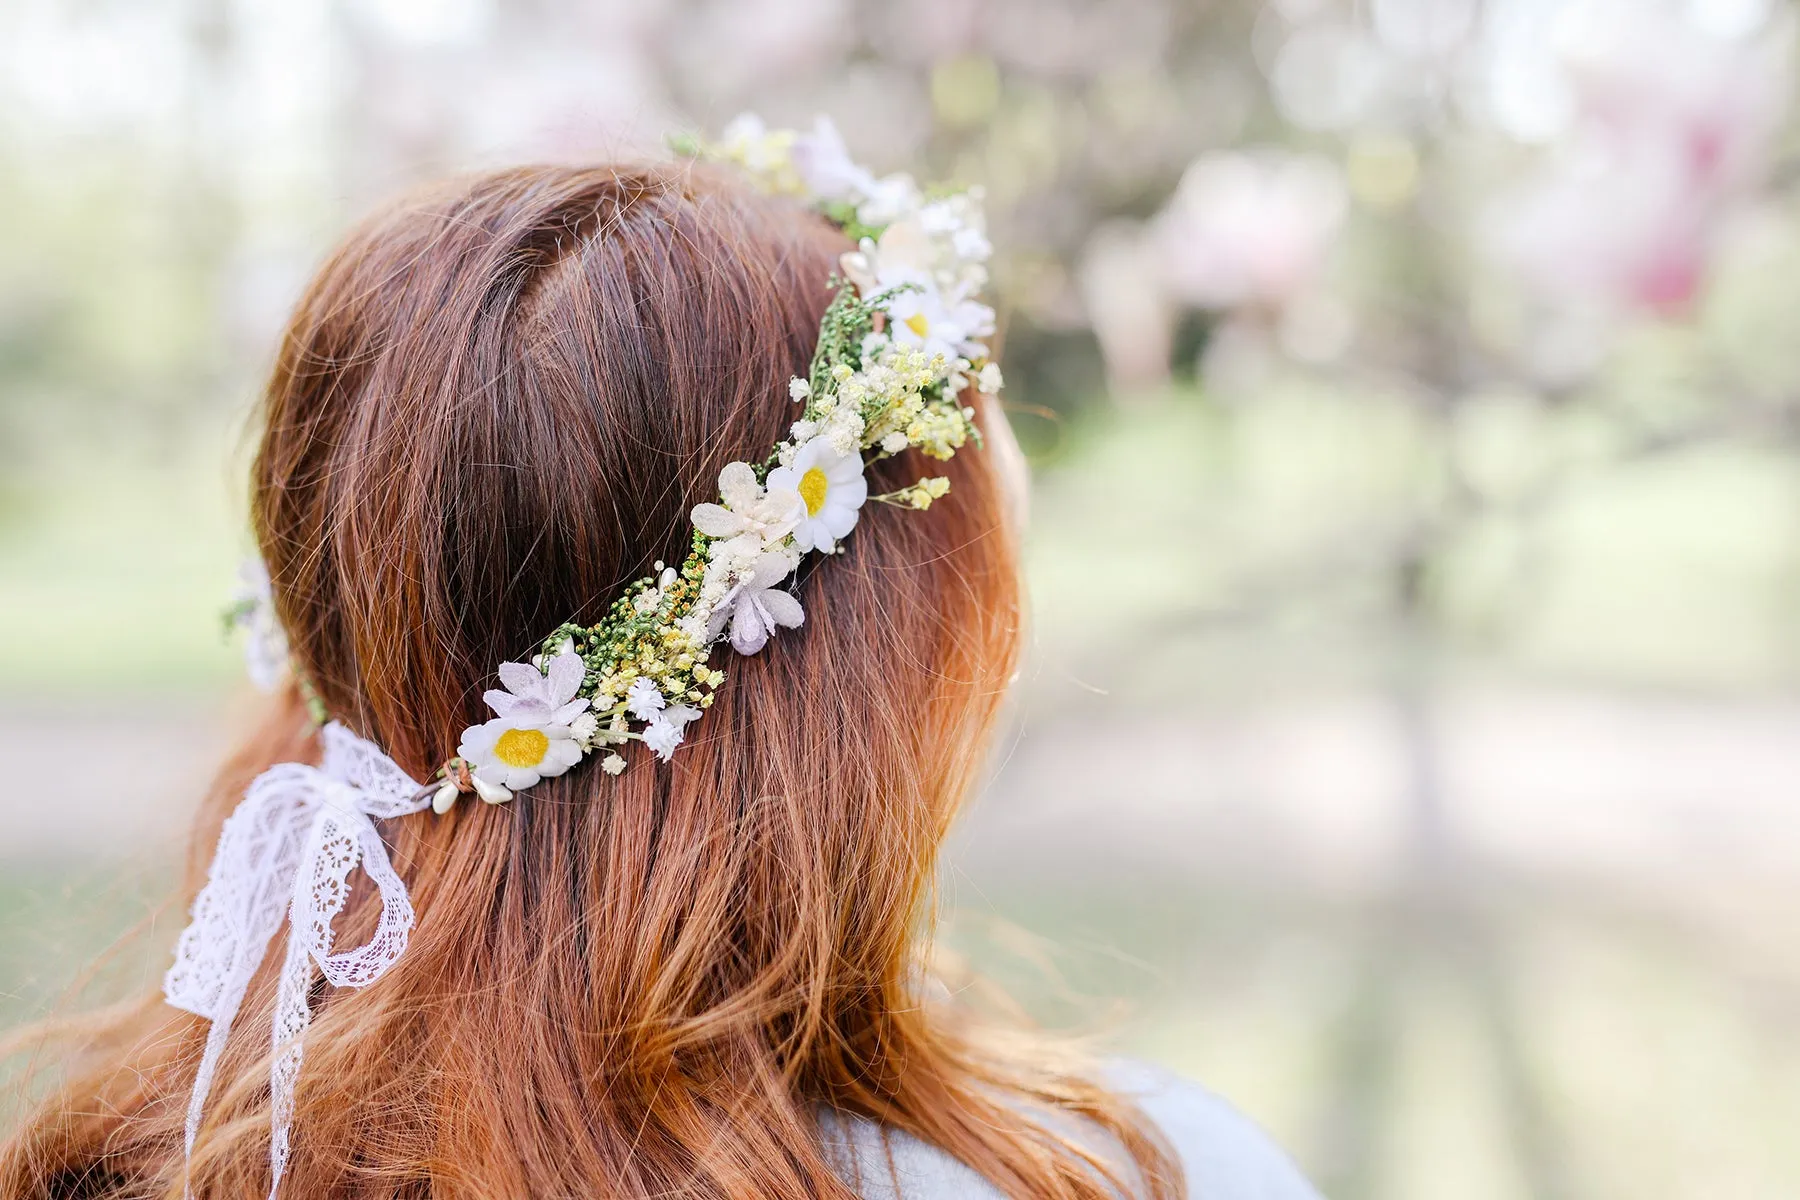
[[267, 926, 316, 1200], [179, 979, 245, 1200]]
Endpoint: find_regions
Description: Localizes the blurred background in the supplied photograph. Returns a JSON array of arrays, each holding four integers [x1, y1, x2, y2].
[[5, 0, 1800, 1195]]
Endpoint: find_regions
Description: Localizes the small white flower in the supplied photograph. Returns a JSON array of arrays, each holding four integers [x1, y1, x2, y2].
[[856, 172, 922, 227], [719, 112, 797, 182], [765, 436, 868, 553], [705, 551, 805, 654], [642, 722, 679, 759], [642, 703, 700, 762], [690, 461, 805, 552], [786, 115, 923, 227], [570, 711, 599, 745], [231, 557, 288, 691], [789, 377, 812, 401], [919, 194, 994, 264], [790, 115, 878, 202], [880, 430, 909, 454], [457, 648, 592, 800], [978, 362, 1004, 394], [884, 279, 994, 365], [625, 677, 667, 721], [601, 753, 626, 775], [823, 411, 865, 456], [953, 226, 992, 261]]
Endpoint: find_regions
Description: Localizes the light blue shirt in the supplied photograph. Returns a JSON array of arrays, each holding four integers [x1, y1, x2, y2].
[[821, 1061, 1324, 1199]]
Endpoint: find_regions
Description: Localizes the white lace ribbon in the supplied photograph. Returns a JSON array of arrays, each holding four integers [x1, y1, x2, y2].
[[163, 721, 430, 1198]]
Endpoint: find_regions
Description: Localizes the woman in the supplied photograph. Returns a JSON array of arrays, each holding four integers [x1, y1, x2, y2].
[[1, 124, 1320, 1199]]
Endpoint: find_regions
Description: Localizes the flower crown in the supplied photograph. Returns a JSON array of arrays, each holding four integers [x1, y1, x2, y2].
[[238, 115, 1003, 811]]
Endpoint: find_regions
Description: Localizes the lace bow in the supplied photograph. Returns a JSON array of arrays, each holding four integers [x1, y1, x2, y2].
[[163, 722, 430, 1198]]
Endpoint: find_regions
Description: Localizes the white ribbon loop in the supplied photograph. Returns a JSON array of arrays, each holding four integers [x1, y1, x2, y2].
[[164, 722, 429, 1199]]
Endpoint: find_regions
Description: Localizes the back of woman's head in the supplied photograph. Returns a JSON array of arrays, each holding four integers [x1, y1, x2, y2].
[[3, 161, 1178, 1199]]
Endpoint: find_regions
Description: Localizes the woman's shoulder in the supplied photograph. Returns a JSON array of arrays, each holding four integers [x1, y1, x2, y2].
[[819, 1059, 1323, 1200], [1104, 1059, 1323, 1199]]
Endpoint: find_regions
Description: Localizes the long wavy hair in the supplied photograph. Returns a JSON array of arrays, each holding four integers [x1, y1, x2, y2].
[[1, 162, 1180, 1199]]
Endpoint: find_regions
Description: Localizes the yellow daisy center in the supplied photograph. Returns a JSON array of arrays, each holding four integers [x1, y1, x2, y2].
[[494, 727, 549, 768], [799, 466, 829, 516], [904, 312, 930, 339]]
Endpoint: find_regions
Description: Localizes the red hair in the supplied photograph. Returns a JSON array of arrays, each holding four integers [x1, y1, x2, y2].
[[2, 162, 1180, 1199]]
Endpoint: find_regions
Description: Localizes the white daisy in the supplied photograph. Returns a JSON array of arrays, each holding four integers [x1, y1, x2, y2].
[[457, 649, 591, 802], [883, 278, 994, 364], [765, 437, 868, 553], [849, 217, 995, 364], [705, 551, 804, 654], [461, 654, 588, 785]]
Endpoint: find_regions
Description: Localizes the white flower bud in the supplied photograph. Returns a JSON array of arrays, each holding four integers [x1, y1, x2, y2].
[[431, 779, 461, 815]]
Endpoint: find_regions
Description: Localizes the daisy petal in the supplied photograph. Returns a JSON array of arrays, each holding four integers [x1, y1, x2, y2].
[[502, 766, 544, 791], [691, 503, 743, 538], [483, 690, 531, 718], [748, 552, 791, 590], [550, 698, 591, 724], [731, 600, 771, 654], [832, 474, 868, 505], [760, 590, 804, 630], [458, 720, 502, 760], [545, 648, 585, 705], [541, 740, 584, 772], [718, 461, 761, 511], [496, 661, 547, 701], [821, 505, 860, 538], [470, 775, 512, 804]]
